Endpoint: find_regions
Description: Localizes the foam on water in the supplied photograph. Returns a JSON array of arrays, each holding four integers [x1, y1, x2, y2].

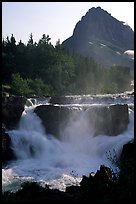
[[2, 98, 134, 192]]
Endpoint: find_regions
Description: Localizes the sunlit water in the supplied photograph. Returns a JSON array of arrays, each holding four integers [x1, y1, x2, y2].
[[2, 94, 134, 192]]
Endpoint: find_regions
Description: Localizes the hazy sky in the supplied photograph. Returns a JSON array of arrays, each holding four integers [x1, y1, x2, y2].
[[2, 2, 134, 46]]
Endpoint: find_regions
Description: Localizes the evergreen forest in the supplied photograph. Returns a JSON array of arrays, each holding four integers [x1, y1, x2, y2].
[[2, 33, 132, 96]]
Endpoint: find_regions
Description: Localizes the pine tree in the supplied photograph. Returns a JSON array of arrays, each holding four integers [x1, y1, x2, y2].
[[27, 33, 34, 46]]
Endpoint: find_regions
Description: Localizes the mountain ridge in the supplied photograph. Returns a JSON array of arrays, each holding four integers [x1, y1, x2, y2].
[[62, 7, 134, 70]]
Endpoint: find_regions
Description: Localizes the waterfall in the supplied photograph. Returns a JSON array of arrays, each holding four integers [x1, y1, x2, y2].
[[2, 98, 134, 192]]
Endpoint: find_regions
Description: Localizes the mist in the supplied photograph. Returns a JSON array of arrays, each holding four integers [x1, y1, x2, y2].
[[2, 101, 133, 192]]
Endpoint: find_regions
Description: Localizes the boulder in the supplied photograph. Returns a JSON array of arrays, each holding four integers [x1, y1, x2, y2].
[[109, 104, 129, 135], [2, 96, 26, 163], [34, 105, 72, 138], [120, 141, 134, 161], [79, 165, 113, 201], [80, 165, 112, 189], [34, 104, 129, 138], [86, 105, 110, 136], [94, 165, 113, 184], [2, 95, 27, 129], [119, 141, 134, 184], [84, 104, 129, 136]]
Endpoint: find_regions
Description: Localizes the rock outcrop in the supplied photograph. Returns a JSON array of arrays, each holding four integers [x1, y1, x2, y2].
[[2, 95, 27, 129], [34, 104, 129, 137], [62, 7, 134, 70], [2, 95, 27, 163], [4, 157, 134, 203], [86, 104, 129, 136], [119, 141, 134, 184], [2, 124, 16, 163], [34, 105, 73, 137]]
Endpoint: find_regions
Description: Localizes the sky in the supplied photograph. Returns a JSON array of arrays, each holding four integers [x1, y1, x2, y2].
[[2, 2, 134, 46]]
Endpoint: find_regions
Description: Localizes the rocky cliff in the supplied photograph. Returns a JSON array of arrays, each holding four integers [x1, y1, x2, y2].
[[34, 104, 129, 138], [62, 7, 134, 70], [2, 96, 27, 163]]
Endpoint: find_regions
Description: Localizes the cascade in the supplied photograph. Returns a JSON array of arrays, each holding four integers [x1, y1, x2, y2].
[[2, 96, 134, 192]]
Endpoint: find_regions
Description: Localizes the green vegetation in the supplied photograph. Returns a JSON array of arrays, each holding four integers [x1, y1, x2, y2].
[[2, 34, 132, 96], [11, 73, 31, 95], [11, 73, 53, 96]]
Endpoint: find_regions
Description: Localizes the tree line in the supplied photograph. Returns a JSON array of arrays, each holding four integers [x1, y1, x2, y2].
[[2, 33, 132, 96]]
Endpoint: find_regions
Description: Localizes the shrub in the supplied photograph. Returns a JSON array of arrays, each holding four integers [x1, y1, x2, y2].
[[11, 73, 31, 95]]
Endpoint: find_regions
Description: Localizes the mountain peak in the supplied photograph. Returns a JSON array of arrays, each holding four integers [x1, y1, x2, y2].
[[84, 6, 111, 18], [62, 7, 134, 69]]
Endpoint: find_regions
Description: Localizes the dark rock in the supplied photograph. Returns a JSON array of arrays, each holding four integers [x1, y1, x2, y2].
[[66, 185, 80, 194], [116, 141, 134, 202], [2, 124, 16, 163], [120, 141, 134, 161], [109, 104, 129, 135], [50, 96, 67, 104], [119, 141, 134, 179], [34, 105, 72, 138], [2, 96, 26, 163], [2, 95, 27, 129], [86, 104, 129, 136], [2, 162, 134, 203], [34, 104, 129, 138], [94, 165, 112, 184], [80, 174, 94, 189], [79, 165, 113, 201], [3, 181, 74, 202], [86, 105, 110, 136], [80, 165, 112, 189]]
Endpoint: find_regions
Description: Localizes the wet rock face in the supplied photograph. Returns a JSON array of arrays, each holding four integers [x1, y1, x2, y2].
[[120, 141, 134, 161], [119, 141, 134, 171], [118, 141, 134, 188], [34, 104, 129, 138], [2, 125, 16, 163], [2, 96, 26, 163], [2, 96, 27, 129], [34, 105, 73, 138], [66, 164, 113, 201], [86, 105, 110, 136], [109, 104, 129, 135], [87, 104, 129, 136], [80, 165, 112, 189]]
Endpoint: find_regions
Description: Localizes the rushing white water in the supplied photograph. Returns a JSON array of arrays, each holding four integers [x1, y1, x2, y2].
[[2, 97, 134, 192]]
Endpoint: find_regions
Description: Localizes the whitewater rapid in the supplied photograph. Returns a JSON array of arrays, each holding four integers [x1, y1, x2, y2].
[[2, 97, 134, 192]]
